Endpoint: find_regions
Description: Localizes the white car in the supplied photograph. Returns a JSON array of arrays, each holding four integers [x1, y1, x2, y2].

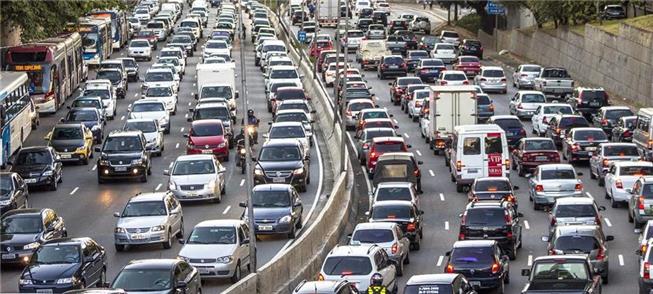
[[265, 122, 310, 155], [512, 64, 542, 89], [261, 51, 289, 72], [436, 70, 469, 86], [265, 65, 302, 92], [375, 1, 391, 14], [531, 103, 575, 136], [81, 82, 116, 120], [203, 40, 232, 61], [177, 219, 251, 282], [157, 56, 185, 76], [124, 118, 164, 156], [275, 109, 314, 138], [431, 43, 457, 64], [160, 47, 187, 66], [129, 98, 171, 134], [324, 62, 347, 87], [143, 85, 178, 114], [408, 90, 429, 122], [349, 222, 410, 274], [165, 154, 227, 202], [319, 244, 398, 292], [508, 90, 546, 118], [256, 39, 286, 66], [142, 68, 179, 94], [128, 39, 152, 61], [343, 30, 365, 51], [605, 161, 653, 208], [474, 66, 507, 94], [439, 30, 460, 46], [345, 99, 376, 129]]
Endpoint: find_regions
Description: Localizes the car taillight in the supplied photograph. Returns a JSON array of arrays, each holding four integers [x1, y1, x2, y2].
[[571, 143, 580, 151], [517, 103, 523, 109], [317, 273, 325, 280], [548, 248, 557, 255], [623, 130, 631, 136], [645, 262, 651, 279], [596, 246, 606, 260], [602, 158, 609, 167], [491, 262, 501, 274], [489, 104, 495, 111], [642, 244, 648, 256], [440, 81, 448, 85], [575, 183, 583, 191], [458, 232, 465, 240], [648, 139, 653, 149], [504, 212, 512, 224], [456, 160, 462, 172], [550, 216, 556, 226], [407, 222, 416, 232], [520, 129, 527, 136], [601, 119, 609, 126], [362, 143, 369, 149], [413, 169, 420, 177], [535, 184, 544, 192], [506, 194, 515, 203], [639, 195, 646, 210], [391, 242, 398, 254], [462, 80, 469, 85], [401, 63, 407, 68], [445, 263, 454, 273], [504, 159, 510, 168], [506, 231, 513, 238], [44, 91, 55, 101], [615, 179, 623, 189], [420, 69, 428, 74]]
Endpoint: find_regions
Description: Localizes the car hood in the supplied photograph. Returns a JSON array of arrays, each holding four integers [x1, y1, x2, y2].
[[117, 216, 167, 229], [257, 160, 302, 171], [252, 207, 291, 220], [22, 263, 80, 281], [143, 132, 159, 143], [170, 173, 216, 185], [130, 111, 167, 121], [189, 135, 225, 146], [178, 243, 237, 259], [11, 164, 50, 175], [50, 139, 85, 148], [103, 151, 143, 161], [1, 233, 40, 246]]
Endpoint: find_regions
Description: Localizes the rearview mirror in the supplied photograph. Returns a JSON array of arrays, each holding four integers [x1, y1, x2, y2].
[[577, 172, 583, 176], [521, 269, 531, 276], [113, 212, 120, 217], [598, 205, 606, 211], [239, 202, 247, 207], [513, 185, 520, 190], [417, 161, 423, 165], [163, 170, 170, 176], [541, 236, 549, 242], [606, 235, 615, 241]]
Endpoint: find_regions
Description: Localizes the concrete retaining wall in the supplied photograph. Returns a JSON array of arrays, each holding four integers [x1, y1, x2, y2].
[[486, 23, 653, 106], [220, 274, 256, 294]]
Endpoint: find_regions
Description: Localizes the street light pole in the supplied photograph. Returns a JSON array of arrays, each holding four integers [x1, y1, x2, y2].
[[340, 3, 349, 173]]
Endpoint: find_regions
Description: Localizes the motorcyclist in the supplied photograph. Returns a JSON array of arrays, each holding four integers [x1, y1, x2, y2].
[[234, 128, 246, 145], [246, 109, 260, 144], [366, 273, 387, 294]]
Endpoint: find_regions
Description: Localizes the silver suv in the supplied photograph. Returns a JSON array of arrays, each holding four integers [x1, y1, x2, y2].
[[319, 244, 398, 292], [113, 192, 184, 251], [349, 222, 410, 276], [165, 154, 227, 203]]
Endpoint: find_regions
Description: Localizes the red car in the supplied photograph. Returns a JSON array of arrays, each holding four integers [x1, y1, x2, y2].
[[452, 56, 481, 77], [389, 76, 422, 105], [185, 119, 230, 161], [511, 137, 560, 177], [134, 31, 158, 49], [310, 40, 334, 58], [272, 87, 307, 115], [366, 136, 411, 174], [316, 50, 336, 73]]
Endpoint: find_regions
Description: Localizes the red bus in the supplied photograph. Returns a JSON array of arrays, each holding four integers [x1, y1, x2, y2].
[[4, 32, 85, 114]]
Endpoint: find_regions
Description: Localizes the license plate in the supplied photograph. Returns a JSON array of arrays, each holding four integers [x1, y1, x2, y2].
[[536, 156, 548, 161], [1, 253, 16, 260], [186, 192, 197, 197], [466, 71, 475, 74], [36, 290, 53, 294], [60, 154, 72, 159], [24, 178, 37, 183], [467, 168, 478, 174], [115, 166, 127, 172], [589, 102, 600, 107], [585, 147, 597, 151], [389, 65, 398, 69], [198, 267, 211, 274], [201, 149, 213, 154], [130, 233, 145, 239], [470, 281, 481, 287], [273, 177, 286, 183], [258, 225, 273, 231]]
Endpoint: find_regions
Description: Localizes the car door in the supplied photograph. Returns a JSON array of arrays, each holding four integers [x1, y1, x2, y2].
[[377, 250, 396, 287], [509, 93, 519, 113], [166, 196, 182, 235], [82, 240, 103, 284], [460, 135, 483, 178], [12, 175, 26, 208], [237, 225, 251, 267]]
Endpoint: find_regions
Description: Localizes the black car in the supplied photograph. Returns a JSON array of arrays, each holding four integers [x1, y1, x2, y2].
[[371, 10, 387, 25], [458, 200, 523, 259], [240, 184, 303, 238], [359, 7, 374, 19], [19, 237, 106, 292], [591, 106, 634, 138], [546, 115, 590, 147], [378, 55, 407, 79], [567, 88, 610, 119], [0, 172, 29, 215], [405, 50, 429, 72], [68, 96, 105, 120], [612, 115, 637, 142], [118, 57, 139, 82], [368, 200, 424, 250], [356, 18, 373, 32], [254, 139, 310, 192], [291, 10, 308, 25], [111, 259, 201, 294], [339, 4, 352, 17], [394, 30, 418, 49], [1, 208, 67, 266], [96, 68, 127, 99], [602, 4, 626, 19], [468, 177, 519, 209], [95, 131, 151, 183], [10, 146, 63, 191], [343, 87, 374, 101], [62, 108, 105, 144], [168, 34, 194, 56], [444, 240, 510, 292], [488, 116, 526, 149], [562, 127, 609, 163], [418, 35, 439, 52], [458, 39, 483, 59]]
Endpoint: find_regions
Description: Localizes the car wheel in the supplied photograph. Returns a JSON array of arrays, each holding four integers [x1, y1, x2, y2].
[[396, 257, 404, 276], [404, 253, 410, 264], [97, 268, 106, 287], [496, 278, 505, 294], [176, 221, 184, 239], [50, 179, 58, 191], [221, 182, 226, 195], [115, 244, 126, 252], [231, 262, 241, 283], [162, 230, 172, 249]]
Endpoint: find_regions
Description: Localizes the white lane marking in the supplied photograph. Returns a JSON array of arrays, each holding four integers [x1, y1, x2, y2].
[[444, 221, 449, 230], [185, 113, 189, 118], [155, 183, 162, 191], [436, 255, 444, 267], [429, 169, 435, 177], [168, 161, 174, 169], [586, 192, 593, 198], [619, 254, 625, 266], [604, 217, 612, 227], [223, 205, 231, 215], [69, 187, 79, 195], [120, 115, 125, 120], [193, 83, 196, 87], [346, 133, 357, 157], [392, 118, 398, 124], [175, 143, 180, 149], [91, 164, 97, 171], [439, 193, 445, 201], [240, 179, 245, 186], [403, 133, 409, 138], [180, 127, 185, 133], [133, 93, 138, 97], [524, 220, 530, 230], [188, 102, 192, 106], [528, 255, 533, 266], [416, 149, 422, 156]]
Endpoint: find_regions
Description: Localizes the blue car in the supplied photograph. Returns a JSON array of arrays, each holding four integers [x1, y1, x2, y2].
[[489, 115, 526, 149], [415, 58, 446, 83], [476, 94, 495, 122], [405, 50, 430, 72]]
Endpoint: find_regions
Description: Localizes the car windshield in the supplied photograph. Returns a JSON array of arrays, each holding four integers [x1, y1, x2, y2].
[[483, 69, 504, 77], [195, 107, 230, 120], [542, 69, 570, 78], [544, 106, 573, 114], [348, 31, 364, 38], [130, 40, 149, 47], [269, 126, 305, 138], [523, 65, 541, 72], [554, 204, 597, 218], [145, 72, 173, 82], [181, 21, 198, 28], [133, 103, 165, 112], [444, 73, 467, 81], [158, 58, 179, 66], [259, 146, 301, 161], [372, 205, 411, 219], [465, 208, 507, 226], [112, 269, 172, 291], [541, 169, 576, 180], [263, 45, 286, 53], [188, 226, 236, 244], [362, 111, 389, 119], [122, 59, 137, 67], [603, 145, 638, 156], [494, 118, 522, 129], [525, 140, 556, 151], [201, 86, 232, 99], [72, 99, 101, 109], [352, 229, 394, 243], [451, 246, 494, 266], [270, 69, 298, 79], [124, 121, 158, 133], [122, 201, 166, 217], [271, 83, 297, 93], [404, 285, 453, 294], [559, 117, 589, 128], [161, 51, 181, 58], [172, 160, 215, 175], [323, 256, 372, 276], [474, 180, 511, 192], [1, 216, 42, 234], [619, 166, 653, 176], [277, 90, 305, 100], [376, 187, 412, 201], [442, 31, 458, 38], [52, 127, 83, 140], [33, 245, 80, 264], [0, 176, 11, 197], [364, 129, 395, 141], [554, 235, 599, 253], [191, 123, 223, 136], [384, 57, 404, 65], [171, 36, 191, 43], [83, 89, 110, 99], [103, 136, 142, 152], [276, 113, 308, 123], [573, 130, 607, 141], [67, 110, 97, 121], [532, 262, 589, 280], [522, 94, 546, 103], [605, 109, 633, 119], [252, 190, 291, 207], [146, 87, 173, 97]]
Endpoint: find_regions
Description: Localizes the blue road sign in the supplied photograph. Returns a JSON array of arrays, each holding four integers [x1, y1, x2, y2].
[[298, 31, 307, 42], [486, 1, 506, 15]]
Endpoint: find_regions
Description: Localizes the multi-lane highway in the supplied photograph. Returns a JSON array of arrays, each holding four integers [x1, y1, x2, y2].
[[285, 4, 640, 293], [0, 4, 328, 293]]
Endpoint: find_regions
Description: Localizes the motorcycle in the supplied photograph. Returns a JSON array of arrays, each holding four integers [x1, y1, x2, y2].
[[247, 124, 258, 145], [236, 139, 247, 174]]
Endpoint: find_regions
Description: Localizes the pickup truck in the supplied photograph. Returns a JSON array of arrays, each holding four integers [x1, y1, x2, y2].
[[534, 67, 575, 100], [386, 35, 407, 56], [521, 255, 602, 294], [356, 40, 390, 70]]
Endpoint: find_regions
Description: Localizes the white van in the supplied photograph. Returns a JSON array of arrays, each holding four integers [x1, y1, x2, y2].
[[449, 124, 510, 192]]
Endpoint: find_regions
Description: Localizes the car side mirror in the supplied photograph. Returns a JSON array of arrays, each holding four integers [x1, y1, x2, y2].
[[178, 238, 185, 244], [59, 118, 65, 123], [94, 147, 102, 152], [577, 172, 583, 176], [606, 235, 615, 241], [241, 238, 250, 244], [598, 205, 606, 211], [163, 169, 170, 176], [113, 212, 120, 217], [419, 210, 424, 215], [387, 82, 392, 86], [445, 251, 451, 256], [541, 235, 549, 242], [239, 202, 247, 208], [394, 126, 399, 129], [521, 269, 531, 276], [187, 117, 192, 122]]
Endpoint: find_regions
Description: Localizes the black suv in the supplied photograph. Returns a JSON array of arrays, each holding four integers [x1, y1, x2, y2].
[[95, 131, 151, 183], [567, 88, 610, 119], [254, 139, 310, 192], [458, 200, 523, 259], [368, 200, 424, 250], [444, 240, 510, 292], [378, 55, 407, 80], [0, 172, 29, 215], [468, 177, 519, 209], [240, 184, 304, 238], [458, 39, 483, 59], [1, 208, 67, 266], [10, 146, 63, 191]]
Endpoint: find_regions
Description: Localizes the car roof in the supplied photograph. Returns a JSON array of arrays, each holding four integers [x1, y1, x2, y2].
[[54, 123, 84, 129], [146, 68, 173, 73], [490, 115, 520, 121], [377, 182, 413, 188], [295, 280, 349, 292], [195, 219, 245, 228], [130, 192, 169, 202], [42, 237, 91, 246], [612, 161, 653, 167], [555, 225, 601, 236], [481, 66, 504, 71], [175, 154, 215, 162], [405, 274, 459, 285], [354, 222, 397, 230], [554, 197, 595, 205], [601, 106, 630, 111], [195, 102, 229, 109], [372, 136, 404, 143], [474, 176, 510, 183], [518, 90, 545, 95], [533, 255, 588, 262], [85, 83, 111, 90], [377, 152, 414, 161], [125, 259, 180, 269], [108, 130, 142, 137], [262, 138, 302, 147], [570, 127, 603, 133], [271, 121, 304, 128], [276, 109, 309, 115], [372, 200, 413, 207], [126, 118, 156, 124], [328, 244, 379, 257], [2, 208, 45, 218], [270, 65, 296, 71], [452, 240, 496, 248], [192, 119, 224, 126], [252, 184, 293, 192], [538, 163, 575, 170]]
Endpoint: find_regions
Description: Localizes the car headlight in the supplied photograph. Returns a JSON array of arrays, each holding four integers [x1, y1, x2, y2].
[[218, 142, 226, 148], [23, 242, 40, 250], [0, 199, 12, 206], [91, 124, 101, 131], [169, 180, 177, 190], [76, 146, 86, 152], [177, 256, 190, 262], [216, 255, 234, 263], [19, 279, 32, 285], [240, 148, 246, 155], [99, 159, 109, 166], [279, 215, 292, 223], [114, 227, 126, 233], [151, 225, 165, 232], [131, 158, 143, 165], [42, 170, 53, 176], [55, 277, 76, 284], [293, 167, 304, 175], [254, 168, 263, 176]]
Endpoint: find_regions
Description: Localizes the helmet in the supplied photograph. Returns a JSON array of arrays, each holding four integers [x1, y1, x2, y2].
[[247, 109, 254, 116], [370, 273, 383, 286]]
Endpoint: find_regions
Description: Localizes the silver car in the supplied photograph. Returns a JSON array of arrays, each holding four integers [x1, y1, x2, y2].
[[165, 154, 227, 203], [124, 119, 164, 156], [628, 176, 653, 228], [508, 90, 546, 118], [177, 219, 251, 282], [113, 192, 184, 251], [528, 164, 584, 210], [589, 142, 640, 186], [512, 64, 542, 89], [371, 181, 420, 208], [356, 127, 397, 165], [604, 161, 653, 208], [349, 222, 410, 276], [547, 196, 605, 235], [474, 66, 507, 94]]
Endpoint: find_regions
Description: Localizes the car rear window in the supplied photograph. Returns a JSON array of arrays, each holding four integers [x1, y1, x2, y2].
[[640, 184, 653, 199], [581, 90, 607, 102], [474, 180, 511, 192], [483, 69, 504, 78], [554, 235, 599, 253], [465, 208, 507, 226], [404, 285, 453, 294], [493, 118, 522, 129], [603, 145, 638, 156], [559, 117, 589, 128], [409, 51, 429, 58], [605, 109, 633, 119], [522, 65, 541, 72], [477, 95, 491, 105], [374, 142, 403, 152], [352, 229, 394, 243], [525, 140, 556, 151], [276, 90, 306, 100], [544, 106, 573, 114], [323, 256, 372, 276], [459, 56, 479, 63], [362, 111, 388, 119], [450, 246, 494, 266], [554, 204, 597, 218], [573, 130, 607, 141], [397, 78, 421, 86], [522, 93, 546, 103], [384, 57, 404, 64], [372, 204, 412, 219], [540, 169, 576, 180], [619, 166, 653, 176], [349, 102, 374, 112], [444, 73, 467, 81], [365, 129, 395, 140], [422, 59, 444, 67], [436, 44, 455, 51], [442, 31, 459, 38], [376, 187, 412, 201]]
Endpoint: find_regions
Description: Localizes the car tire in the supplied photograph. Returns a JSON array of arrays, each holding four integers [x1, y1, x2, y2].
[[50, 179, 58, 191], [115, 244, 126, 252], [231, 262, 241, 283], [456, 183, 464, 193], [176, 221, 184, 239], [163, 231, 172, 249], [496, 279, 505, 294], [97, 268, 106, 287], [299, 184, 307, 193]]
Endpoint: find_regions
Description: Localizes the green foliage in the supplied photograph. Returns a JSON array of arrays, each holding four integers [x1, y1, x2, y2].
[[1, 0, 126, 42], [454, 13, 481, 33], [520, 0, 631, 28]]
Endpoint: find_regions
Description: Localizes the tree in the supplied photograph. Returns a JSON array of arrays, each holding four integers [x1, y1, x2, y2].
[[1, 0, 126, 45]]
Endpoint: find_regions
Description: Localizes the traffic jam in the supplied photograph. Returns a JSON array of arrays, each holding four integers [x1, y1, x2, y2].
[[0, 0, 650, 293]]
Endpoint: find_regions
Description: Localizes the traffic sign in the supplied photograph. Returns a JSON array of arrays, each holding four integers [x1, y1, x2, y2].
[[298, 31, 307, 42], [485, 1, 506, 15]]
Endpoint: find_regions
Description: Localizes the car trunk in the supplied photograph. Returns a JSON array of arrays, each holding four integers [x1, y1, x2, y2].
[[541, 180, 578, 193]]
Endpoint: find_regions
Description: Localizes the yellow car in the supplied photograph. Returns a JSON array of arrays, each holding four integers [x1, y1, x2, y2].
[[45, 123, 94, 165]]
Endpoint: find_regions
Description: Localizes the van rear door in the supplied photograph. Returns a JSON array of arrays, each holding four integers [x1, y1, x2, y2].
[[484, 132, 505, 177], [460, 134, 484, 178]]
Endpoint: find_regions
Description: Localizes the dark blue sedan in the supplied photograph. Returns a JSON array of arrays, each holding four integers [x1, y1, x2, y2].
[[489, 115, 527, 149], [62, 107, 104, 144], [415, 58, 446, 83]]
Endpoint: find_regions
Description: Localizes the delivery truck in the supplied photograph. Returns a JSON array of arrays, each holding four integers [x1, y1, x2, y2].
[[318, 0, 338, 27], [196, 63, 238, 114], [427, 85, 477, 155]]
